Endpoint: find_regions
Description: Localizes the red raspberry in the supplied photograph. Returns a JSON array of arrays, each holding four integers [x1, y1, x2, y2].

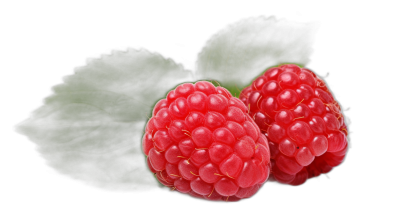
[[143, 81, 271, 201], [239, 64, 348, 185]]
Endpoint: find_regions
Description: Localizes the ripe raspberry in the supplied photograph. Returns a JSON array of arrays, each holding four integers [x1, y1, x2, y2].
[[239, 64, 348, 185], [143, 81, 271, 201]]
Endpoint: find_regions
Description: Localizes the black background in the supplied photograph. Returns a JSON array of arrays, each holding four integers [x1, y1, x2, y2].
[[3, 3, 377, 223]]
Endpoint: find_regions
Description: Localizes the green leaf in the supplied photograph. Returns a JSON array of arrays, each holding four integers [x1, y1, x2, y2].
[[17, 49, 193, 190], [196, 16, 317, 90]]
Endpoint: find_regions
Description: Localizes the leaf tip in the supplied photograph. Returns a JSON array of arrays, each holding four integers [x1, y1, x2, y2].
[[11, 121, 22, 135]]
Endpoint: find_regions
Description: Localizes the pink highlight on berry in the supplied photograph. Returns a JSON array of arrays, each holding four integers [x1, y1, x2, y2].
[[251, 159, 266, 184], [243, 121, 259, 141], [192, 127, 213, 148], [299, 70, 316, 87], [278, 72, 300, 88], [293, 104, 311, 120], [280, 64, 301, 74], [225, 106, 246, 123], [204, 111, 226, 130], [142, 132, 153, 155], [167, 90, 178, 102], [277, 89, 300, 108], [254, 143, 270, 165], [215, 178, 239, 196], [153, 99, 169, 116], [257, 161, 270, 184], [153, 130, 174, 151], [315, 88, 333, 103], [168, 120, 188, 142], [187, 91, 207, 112], [323, 113, 340, 131], [178, 138, 195, 157], [194, 81, 216, 95], [185, 111, 204, 131], [287, 121, 313, 144], [257, 134, 269, 147], [153, 108, 172, 130], [219, 154, 243, 178], [309, 135, 328, 156], [225, 121, 246, 138], [308, 98, 326, 115], [239, 87, 251, 104], [178, 159, 199, 181], [308, 116, 326, 133], [296, 84, 314, 101], [253, 112, 273, 132], [209, 143, 233, 164], [165, 163, 180, 180], [267, 123, 286, 142], [279, 138, 297, 157], [165, 145, 182, 164], [262, 81, 281, 96], [199, 163, 221, 183], [216, 86, 232, 98], [149, 148, 166, 171], [174, 178, 191, 193], [275, 109, 294, 125], [233, 136, 256, 160], [228, 97, 248, 113], [175, 83, 195, 97], [190, 177, 213, 195], [248, 91, 262, 111], [213, 128, 235, 145], [207, 94, 229, 112], [264, 67, 282, 80], [236, 160, 258, 188], [168, 97, 189, 118], [145, 118, 156, 133], [295, 146, 314, 166], [327, 131, 347, 152], [190, 149, 210, 167], [260, 96, 278, 117], [252, 76, 267, 90]]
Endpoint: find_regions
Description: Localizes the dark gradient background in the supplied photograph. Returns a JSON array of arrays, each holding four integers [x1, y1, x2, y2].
[[6, 3, 376, 221]]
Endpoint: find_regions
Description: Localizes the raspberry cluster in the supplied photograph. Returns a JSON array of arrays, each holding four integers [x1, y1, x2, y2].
[[142, 81, 271, 201], [239, 64, 348, 185]]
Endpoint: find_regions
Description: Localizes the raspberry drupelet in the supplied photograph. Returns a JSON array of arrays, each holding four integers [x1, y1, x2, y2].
[[143, 81, 271, 201], [239, 64, 348, 186]]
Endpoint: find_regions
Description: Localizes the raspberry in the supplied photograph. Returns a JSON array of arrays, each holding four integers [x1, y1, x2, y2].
[[239, 64, 348, 185], [143, 81, 271, 200]]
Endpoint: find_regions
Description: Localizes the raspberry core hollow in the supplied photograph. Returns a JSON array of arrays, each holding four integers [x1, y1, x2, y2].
[[143, 81, 271, 201], [240, 64, 348, 185]]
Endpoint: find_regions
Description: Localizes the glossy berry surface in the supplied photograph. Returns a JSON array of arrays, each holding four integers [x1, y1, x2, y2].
[[239, 64, 348, 185], [143, 81, 271, 201]]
